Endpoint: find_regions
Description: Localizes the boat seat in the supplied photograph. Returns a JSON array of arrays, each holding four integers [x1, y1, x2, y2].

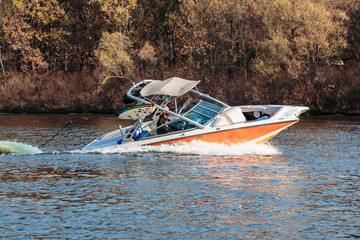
[[213, 107, 246, 127], [222, 107, 246, 123], [212, 116, 229, 127]]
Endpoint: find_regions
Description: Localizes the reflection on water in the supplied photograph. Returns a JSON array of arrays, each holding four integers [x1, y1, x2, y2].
[[0, 114, 359, 239]]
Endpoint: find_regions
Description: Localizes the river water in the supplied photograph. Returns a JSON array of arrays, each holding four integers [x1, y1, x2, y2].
[[0, 114, 359, 239]]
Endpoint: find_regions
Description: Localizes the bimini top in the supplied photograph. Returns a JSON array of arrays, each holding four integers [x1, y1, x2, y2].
[[140, 77, 200, 97]]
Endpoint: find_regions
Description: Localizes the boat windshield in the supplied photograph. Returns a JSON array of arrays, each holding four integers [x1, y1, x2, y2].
[[169, 100, 223, 129], [139, 100, 224, 139], [186, 100, 222, 120]]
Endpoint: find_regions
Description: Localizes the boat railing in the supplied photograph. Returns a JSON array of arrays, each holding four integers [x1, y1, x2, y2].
[[126, 83, 206, 130]]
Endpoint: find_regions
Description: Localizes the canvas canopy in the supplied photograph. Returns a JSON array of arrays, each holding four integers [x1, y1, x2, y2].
[[140, 77, 200, 97]]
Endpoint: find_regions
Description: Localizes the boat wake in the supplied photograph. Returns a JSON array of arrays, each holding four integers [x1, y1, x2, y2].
[[0, 141, 43, 155], [0, 140, 279, 156], [79, 140, 280, 156]]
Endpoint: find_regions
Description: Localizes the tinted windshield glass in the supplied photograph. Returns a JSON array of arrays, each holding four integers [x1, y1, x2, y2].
[[193, 106, 218, 118], [184, 111, 211, 125], [198, 101, 223, 113]]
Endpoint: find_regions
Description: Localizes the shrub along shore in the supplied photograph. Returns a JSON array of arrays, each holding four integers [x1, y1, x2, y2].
[[0, 65, 359, 115]]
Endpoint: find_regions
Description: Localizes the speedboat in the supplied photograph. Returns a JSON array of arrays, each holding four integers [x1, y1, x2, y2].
[[83, 77, 309, 151]]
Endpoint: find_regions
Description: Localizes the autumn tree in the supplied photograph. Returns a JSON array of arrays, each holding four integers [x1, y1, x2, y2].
[[252, 0, 348, 79], [339, 0, 360, 63], [95, 31, 134, 84], [137, 41, 157, 75], [0, 0, 12, 82], [177, 0, 260, 79], [91, 0, 140, 85], [2, 0, 69, 71], [178, 0, 225, 78], [294, 1, 347, 76], [91, 0, 137, 32], [251, 0, 295, 77], [130, 0, 181, 71], [213, 0, 259, 77], [60, 0, 109, 71], [0, 0, 353, 84]]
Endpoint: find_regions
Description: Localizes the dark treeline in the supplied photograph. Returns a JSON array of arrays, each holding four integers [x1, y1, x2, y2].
[[0, 0, 359, 113]]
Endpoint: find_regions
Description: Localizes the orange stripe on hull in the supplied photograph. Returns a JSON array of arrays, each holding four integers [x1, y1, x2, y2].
[[150, 121, 297, 146]]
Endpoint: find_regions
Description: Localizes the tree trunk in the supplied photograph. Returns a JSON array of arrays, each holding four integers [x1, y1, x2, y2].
[[239, 20, 247, 77], [0, 44, 6, 84]]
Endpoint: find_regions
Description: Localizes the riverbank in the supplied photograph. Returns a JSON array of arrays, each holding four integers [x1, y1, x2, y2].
[[0, 66, 359, 115]]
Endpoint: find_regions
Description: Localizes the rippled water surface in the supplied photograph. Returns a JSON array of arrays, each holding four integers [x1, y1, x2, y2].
[[0, 114, 359, 239]]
